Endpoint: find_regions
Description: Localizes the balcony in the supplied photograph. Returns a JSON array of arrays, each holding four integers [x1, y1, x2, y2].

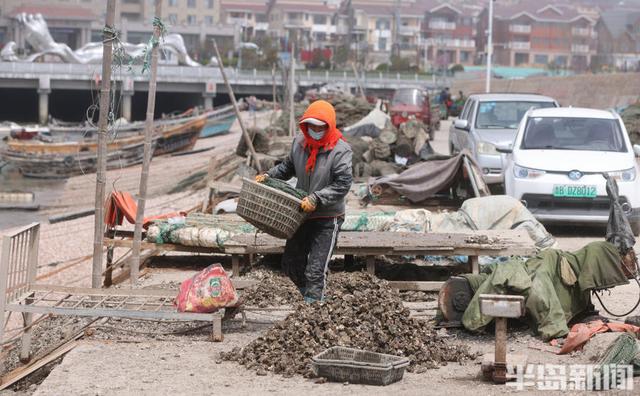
[[284, 18, 305, 27], [311, 24, 336, 34], [510, 41, 530, 50], [509, 24, 531, 34], [228, 17, 250, 27], [426, 38, 475, 48], [572, 27, 591, 37], [571, 44, 590, 53], [399, 26, 421, 36], [373, 29, 392, 39], [255, 22, 268, 31], [428, 20, 456, 30]]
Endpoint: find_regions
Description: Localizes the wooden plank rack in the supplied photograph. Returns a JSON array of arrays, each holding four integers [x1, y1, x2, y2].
[[105, 230, 537, 291], [7, 284, 226, 341]]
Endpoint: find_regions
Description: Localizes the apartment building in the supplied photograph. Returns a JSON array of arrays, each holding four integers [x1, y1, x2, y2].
[[0, 0, 238, 62], [594, 9, 640, 70], [266, 0, 337, 50], [422, 2, 481, 67], [477, 2, 597, 70], [220, 1, 269, 41], [335, 0, 433, 66]]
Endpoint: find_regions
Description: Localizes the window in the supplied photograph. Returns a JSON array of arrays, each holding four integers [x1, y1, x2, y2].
[[521, 117, 626, 152], [313, 15, 327, 25], [392, 89, 425, 107], [534, 54, 548, 64], [187, 0, 196, 8], [168, 13, 178, 24], [514, 53, 529, 65], [123, 0, 140, 3], [187, 14, 197, 25], [315, 32, 326, 41], [204, 16, 214, 25], [461, 100, 474, 121], [375, 19, 390, 30], [168, 0, 177, 6], [460, 51, 470, 62], [207, 0, 214, 9], [476, 101, 556, 129], [90, 30, 102, 42], [121, 12, 142, 21], [378, 37, 387, 51], [255, 13, 267, 22], [554, 55, 567, 66]]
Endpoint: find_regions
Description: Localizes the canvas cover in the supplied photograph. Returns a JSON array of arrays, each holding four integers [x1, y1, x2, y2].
[[368, 150, 488, 202], [461, 242, 629, 340]]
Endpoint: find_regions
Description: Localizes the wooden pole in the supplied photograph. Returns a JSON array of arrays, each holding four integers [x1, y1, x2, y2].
[[91, 0, 116, 289], [288, 45, 296, 137], [351, 62, 366, 99], [212, 40, 262, 173], [271, 64, 277, 127], [130, 0, 163, 284]]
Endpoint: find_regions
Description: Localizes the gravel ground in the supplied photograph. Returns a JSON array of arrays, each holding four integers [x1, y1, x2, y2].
[[3, 117, 640, 394]]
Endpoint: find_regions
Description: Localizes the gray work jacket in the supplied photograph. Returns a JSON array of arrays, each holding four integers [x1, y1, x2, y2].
[[267, 134, 353, 219]]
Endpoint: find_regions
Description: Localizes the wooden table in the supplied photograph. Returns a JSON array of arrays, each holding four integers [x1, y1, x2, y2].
[[105, 230, 536, 291]]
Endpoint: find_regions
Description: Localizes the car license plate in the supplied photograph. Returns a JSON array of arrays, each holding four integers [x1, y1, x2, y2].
[[552, 185, 597, 198]]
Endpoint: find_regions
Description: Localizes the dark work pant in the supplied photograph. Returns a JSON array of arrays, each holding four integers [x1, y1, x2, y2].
[[281, 216, 343, 301]]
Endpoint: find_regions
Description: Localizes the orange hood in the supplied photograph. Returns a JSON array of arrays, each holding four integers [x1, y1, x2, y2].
[[298, 100, 343, 173]]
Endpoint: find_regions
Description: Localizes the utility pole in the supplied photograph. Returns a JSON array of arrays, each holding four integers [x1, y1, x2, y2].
[[485, 0, 494, 93], [91, 0, 116, 289], [131, 0, 163, 284], [392, 0, 401, 58]]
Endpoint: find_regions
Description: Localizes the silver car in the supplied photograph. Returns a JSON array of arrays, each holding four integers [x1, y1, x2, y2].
[[449, 93, 558, 184]]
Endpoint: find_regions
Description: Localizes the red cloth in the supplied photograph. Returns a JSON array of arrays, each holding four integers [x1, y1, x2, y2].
[[104, 191, 185, 229], [298, 100, 343, 173], [555, 320, 640, 354]]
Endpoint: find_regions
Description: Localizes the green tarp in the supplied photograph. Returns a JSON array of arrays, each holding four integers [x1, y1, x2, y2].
[[461, 241, 629, 341]]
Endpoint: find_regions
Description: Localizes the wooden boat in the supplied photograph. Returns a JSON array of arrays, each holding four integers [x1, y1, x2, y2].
[[0, 114, 206, 179], [200, 105, 236, 138]]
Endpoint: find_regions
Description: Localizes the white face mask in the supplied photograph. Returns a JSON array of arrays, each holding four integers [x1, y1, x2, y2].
[[308, 130, 325, 140]]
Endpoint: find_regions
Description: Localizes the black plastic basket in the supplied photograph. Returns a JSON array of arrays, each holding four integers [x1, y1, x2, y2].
[[311, 346, 410, 386]]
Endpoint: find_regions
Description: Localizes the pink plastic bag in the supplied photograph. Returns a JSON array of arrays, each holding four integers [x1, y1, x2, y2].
[[175, 264, 238, 313]]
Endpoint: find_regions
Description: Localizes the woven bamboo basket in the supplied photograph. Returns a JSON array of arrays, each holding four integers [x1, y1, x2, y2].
[[236, 178, 307, 239]]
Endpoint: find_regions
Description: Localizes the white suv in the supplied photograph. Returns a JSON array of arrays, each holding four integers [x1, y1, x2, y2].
[[501, 107, 640, 235]]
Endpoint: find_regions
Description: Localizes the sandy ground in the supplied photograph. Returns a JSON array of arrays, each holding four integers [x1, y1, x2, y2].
[[2, 117, 640, 395]]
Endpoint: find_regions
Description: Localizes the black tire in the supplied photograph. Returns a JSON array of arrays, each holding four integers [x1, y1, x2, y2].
[[631, 219, 640, 237]]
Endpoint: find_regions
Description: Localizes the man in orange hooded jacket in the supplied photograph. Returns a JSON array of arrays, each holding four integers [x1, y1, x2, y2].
[[256, 100, 353, 302]]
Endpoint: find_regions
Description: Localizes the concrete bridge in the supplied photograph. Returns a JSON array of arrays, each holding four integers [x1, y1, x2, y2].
[[0, 62, 447, 123]]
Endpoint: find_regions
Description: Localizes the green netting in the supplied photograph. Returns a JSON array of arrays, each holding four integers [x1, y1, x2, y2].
[[263, 177, 308, 200], [341, 212, 396, 231], [594, 333, 640, 379]]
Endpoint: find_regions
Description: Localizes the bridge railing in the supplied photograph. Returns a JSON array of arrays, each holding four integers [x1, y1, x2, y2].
[[0, 62, 438, 85]]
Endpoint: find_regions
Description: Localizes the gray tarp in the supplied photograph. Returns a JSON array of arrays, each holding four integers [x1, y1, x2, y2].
[[343, 100, 390, 138], [368, 150, 488, 202]]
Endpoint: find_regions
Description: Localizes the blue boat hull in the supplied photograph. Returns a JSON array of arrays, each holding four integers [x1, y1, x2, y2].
[[200, 114, 236, 138]]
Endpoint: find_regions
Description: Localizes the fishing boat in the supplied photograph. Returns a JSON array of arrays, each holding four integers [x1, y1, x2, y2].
[[0, 113, 206, 179], [200, 105, 236, 138]]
